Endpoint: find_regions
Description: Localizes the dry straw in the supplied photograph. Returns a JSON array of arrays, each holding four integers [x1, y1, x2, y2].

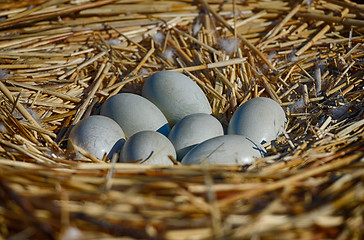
[[0, 0, 363, 239]]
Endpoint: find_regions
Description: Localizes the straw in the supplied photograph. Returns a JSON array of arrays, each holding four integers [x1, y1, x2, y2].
[[0, 0, 363, 239]]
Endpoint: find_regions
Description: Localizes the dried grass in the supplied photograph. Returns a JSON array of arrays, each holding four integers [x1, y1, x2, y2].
[[0, 0, 363, 239]]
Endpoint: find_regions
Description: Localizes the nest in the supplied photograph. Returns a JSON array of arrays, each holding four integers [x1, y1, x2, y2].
[[0, 0, 363, 239]]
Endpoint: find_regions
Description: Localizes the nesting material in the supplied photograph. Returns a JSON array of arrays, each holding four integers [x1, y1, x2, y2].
[[0, 0, 363, 239]]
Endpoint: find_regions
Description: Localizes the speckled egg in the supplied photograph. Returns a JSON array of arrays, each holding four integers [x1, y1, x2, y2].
[[100, 93, 170, 137], [168, 113, 224, 161], [68, 115, 125, 160], [120, 130, 176, 165], [142, 71, 212, 126], [181, 135, 267, 165], [228, 97, 286, 144]]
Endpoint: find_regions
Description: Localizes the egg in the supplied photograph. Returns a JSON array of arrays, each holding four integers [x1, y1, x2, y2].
[[120, 130, 176, 165], [100, 93, 170, 137], [68, 115, 125, 160], [181, 135, 267, 165], [168, 113, 224, 161], [142, 71, 212, 126], [228, 97, 286, 144]]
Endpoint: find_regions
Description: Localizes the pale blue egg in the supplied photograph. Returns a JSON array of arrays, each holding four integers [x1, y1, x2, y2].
[[68, 115, 125, 160], [120, 131, 176, 165], [142, 71, 212, 126], [100, 93, 170, 137], [228, 97, 286, 144], [181, 135, 267, 165], [168, 113, 223, 161]]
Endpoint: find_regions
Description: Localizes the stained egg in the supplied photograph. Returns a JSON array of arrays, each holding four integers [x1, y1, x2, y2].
[[181, 135, 267, 165], [228, 97, 286, 144], [168, 113, 224, 161], [142, 71, 212, 126], [68, 115, 125, 160], [100, 93, 170, 137], [120, 131, 176, 165]]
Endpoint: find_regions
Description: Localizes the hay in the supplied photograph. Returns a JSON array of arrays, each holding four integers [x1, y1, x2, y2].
[[0, 0, 363, 239]]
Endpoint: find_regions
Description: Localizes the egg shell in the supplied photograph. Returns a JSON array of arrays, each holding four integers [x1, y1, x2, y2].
[[68, 115, 125, 160], [142, 71, 212, 126], [181, 135, 267, 165], [228, 97, 286, 144], [168, 113, 224, 161], [100, 93, 170, 137], [120, 130, 176, 165]]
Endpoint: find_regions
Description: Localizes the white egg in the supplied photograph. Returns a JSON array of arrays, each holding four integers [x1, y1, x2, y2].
[[68, 115, 125, 160], [181, 135, 267, 165], [120, 131, 176, 165], [100, 93, 170, 137], [142, 71, 212, 126], [168, 113, 224, 161], [228, 97, 286, 144]]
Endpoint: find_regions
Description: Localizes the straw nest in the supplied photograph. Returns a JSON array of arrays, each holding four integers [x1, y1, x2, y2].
[[0, 0, 363, 239]]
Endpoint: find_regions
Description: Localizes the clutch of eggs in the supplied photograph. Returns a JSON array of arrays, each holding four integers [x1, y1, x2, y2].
[[68, 71, 286, 165]]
